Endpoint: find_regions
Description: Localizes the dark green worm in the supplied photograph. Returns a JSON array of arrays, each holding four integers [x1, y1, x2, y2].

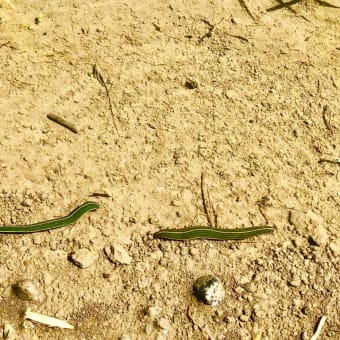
[[154, 225, 274, 240], [0, 201, 99, 233]]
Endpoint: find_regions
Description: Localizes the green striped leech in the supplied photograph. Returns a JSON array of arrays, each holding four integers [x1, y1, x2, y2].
[[154, 225, 274, 241], [0, 201, 99, 233]]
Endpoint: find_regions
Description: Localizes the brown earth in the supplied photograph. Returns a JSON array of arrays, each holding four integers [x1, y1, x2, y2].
[[0, 0, 339, 339]]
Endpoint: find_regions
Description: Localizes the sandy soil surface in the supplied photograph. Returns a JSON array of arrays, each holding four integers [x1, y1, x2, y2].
[[0, 0, 339, 339]]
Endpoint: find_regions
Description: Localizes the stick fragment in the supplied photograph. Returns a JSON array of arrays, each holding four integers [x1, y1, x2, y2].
[[310, 316, 327, 340], [24, 309, 74, 329], [92, 64, 120, 134], [200, 173, 213, 227], [47, 114, 78, 133], [238, 0, 257, 21]]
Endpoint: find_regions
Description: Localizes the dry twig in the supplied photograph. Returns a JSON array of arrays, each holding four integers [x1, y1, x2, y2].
[[93, 64, 120, 134], [267, 0, 301, 12], [199, 17, 225, 43], [200, 173, 218, 227], [315, 0, 339, 8], [238, 0, 257, 21]]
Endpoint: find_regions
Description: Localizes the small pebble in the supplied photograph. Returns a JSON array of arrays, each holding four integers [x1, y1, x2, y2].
[[170, 200, 180, 207], [255, 258, 265, 266], [239, 314, 250, 322], [301, 331, 309, 340], [22, 199, 33, 207], [225, 316, 236, 324], [185, 78, 200, 89], [292, 237, 304, 247], [308, 224, 329, 247], [104, 243, 132, 265], [189, 247, 199, 256], [144, 323, 153, 335], [234, 286, 245, 295], [288, 210, 305, 229], [119, 335, 131, 340], [223, 89, 238, 100], [329, 239, 340, 256], [146, 306, 160, 318], [288, 279, 301, 287], [69, 248, 97, 269], [12, 279, 44, 303], [157, 318, 170, 331], [193, 275, 225, 306]]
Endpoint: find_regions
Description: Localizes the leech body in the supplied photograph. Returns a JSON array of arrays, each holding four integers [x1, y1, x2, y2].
[[154, 226, 274, 240], [0, 201, 99, 233]]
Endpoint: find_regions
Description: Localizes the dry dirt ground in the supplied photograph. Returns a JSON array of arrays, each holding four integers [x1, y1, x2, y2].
[[0, 0, 339, 339]]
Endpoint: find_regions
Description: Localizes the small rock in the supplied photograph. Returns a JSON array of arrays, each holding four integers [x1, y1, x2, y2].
[[301, 331, 309, 340], [293, 298, 302, 307], [157, 318, 170, 331], [104, 243, 132, 265], [239, 314, 250, 322], [306, 210, 323, 225], [12, 279, 44, 303], [185, 78, 200, 89], [119, 335, 131, 340], [308, 224, 329, 247], [255, 258, 265, 266], [301, 305, 311, 315], [292, 237, 304, 247], [239, 273, 253, 285], [189, 247, 199, 256], [193, 275, 225, 306], [69, 248, 97, 269], [144, 322, 153, 335], [225, 316, 236, 324], [329, 239, 340, 256], [234, 286, 245, 295], [22, 199, 33, 207], [288, 279, 301, 287], [129, 217, 137, 223], [223, 89, 238, 100], [170, 200, 180, 207], [288, 210, 305, 229], [146, 306, 160, 318]]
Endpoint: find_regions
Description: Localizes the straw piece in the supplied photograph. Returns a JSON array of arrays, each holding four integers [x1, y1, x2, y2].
[[24, 309, 74, 329]]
